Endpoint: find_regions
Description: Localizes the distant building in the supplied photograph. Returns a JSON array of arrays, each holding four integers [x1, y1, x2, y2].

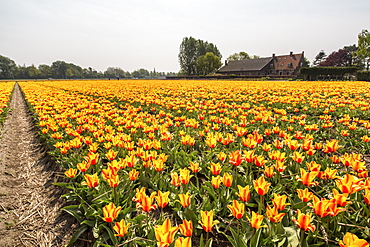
[[218, 51, 305, 77]]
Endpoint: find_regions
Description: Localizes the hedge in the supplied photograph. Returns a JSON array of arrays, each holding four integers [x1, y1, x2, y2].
[[357, 71, 370, 81]]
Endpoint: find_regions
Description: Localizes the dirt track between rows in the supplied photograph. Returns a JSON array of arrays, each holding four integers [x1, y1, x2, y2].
[[0, 83, 76, 247]]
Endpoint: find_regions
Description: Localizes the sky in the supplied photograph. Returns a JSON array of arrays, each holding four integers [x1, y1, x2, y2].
[[0, 0, 369, 73]]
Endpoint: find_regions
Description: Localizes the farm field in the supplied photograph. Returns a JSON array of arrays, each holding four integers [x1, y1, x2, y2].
[[7, 80, 370, 246]]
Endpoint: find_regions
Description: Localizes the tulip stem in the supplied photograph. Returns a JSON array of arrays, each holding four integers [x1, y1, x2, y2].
[[258, 195, 264, 214], [299, 229, 305, 246]]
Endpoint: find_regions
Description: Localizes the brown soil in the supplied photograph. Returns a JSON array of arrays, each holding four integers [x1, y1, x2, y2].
[[0, 84, 77, 247]]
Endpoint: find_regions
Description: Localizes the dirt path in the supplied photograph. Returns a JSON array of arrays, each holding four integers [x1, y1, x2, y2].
[[0, 84, 76, 247]]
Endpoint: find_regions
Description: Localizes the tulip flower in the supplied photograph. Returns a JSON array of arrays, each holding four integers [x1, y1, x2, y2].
[[227, 200, 245, 219], [179, 168, 193, 185], [128, 169, 139, 181], [155, 218, 179, 247], [272, 193, 290, 211], [266, 205, 285, 223], [83, 173, 99, 188], [292, 209, 315, 232], [77, 161, 90, 172], [296, 188, 313, 202], [363, 189, 370, 205], [248, 211, 267, 229], [322, 139, 340, 153], [171, 172, 181, 187], [85, 152, 99, 165], [222, 172, 233, 187], [263, 166, 275, 178], [332, 189, 350, 207], [253, 176, 271, 196], [102, 202, 122, 223], [177, 193, 191, 208], [211, 176, 222, 189], [292, 151, 305, 163], [254, 155, 267, 167], [199, 210, 219, 232], [236, 185, 251, 202], [175, 237, 192, 247], [339, 232, 369, 247], [274, 160, 286, 172], [189, 162, 200, 173], [209, 162, 222, 175], [132, 187, 146, 203], [137, 192, 157, 212], [155, 190, 170, 208], [113, 219, 131, 237], [297, 168, 319, 187], [65, 168, 77, 178], [229, 150, 243, 166], [179, 219, 193, 237], [106, 174, 120, 188], [243, 150, 256, 163], [336, 174, 364, 194]]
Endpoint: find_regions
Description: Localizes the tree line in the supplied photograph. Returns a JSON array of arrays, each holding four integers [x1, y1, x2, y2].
[[0, 57, 177, 80]]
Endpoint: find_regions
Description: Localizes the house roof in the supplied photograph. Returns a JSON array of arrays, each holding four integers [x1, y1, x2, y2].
[[218, 57, 273, 72], [273, 53, 303, 70]]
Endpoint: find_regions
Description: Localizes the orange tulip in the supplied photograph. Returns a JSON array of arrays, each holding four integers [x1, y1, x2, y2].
[[332, 189, 350, 207], [171, 172, 181, 187], [266, 205, 285, 223], [209, 162, 222, 175], [77, 161, 90, 172], [179, 219, 193, 237], [296, 188, 313, 202], [175, 237, 192, 247], [253, 176, 271, 196], [199, 210, 219, 232], [211, 176, 222, 189], [129, 169, 139, 181], [106, 174, 120, 188], [83, 173, 99, 188], [336, 174, 364, 194], [227, 200, 245, 219], [179, 168, 193, 185], [272, 193, 290, 211], [322, 139, 340, 153], [155, 218, 179, 247], [263, 166, 275, 178], [236, 185, 251, 202], [155, 190, 170, 208], [243, 150, 256, 163], [292, 209, 315, 232], [102, 202, 122, 223], [339, 232, 369, 247], [363, 189, 370, 205], [229, 150, 243, 166], [189, 162, 200, 173], [249, 211, 267, 229], [113, 219, 131, 237], [254, 155, 267, 167], [222, 172, 233, 187], [137, 192, 157, 212], [85, 152, 99, 165], [292, 151, 305, 163], [132, 187, 146, 203], [296, 168, 319, 187], [65, 168, 77, 178], [274, 160, 286, 172], [177, 193, 191, 208]]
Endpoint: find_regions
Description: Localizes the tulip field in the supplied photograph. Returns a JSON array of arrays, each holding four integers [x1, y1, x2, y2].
[[16, 80, 370, 247], [0, 81, 15, 124]]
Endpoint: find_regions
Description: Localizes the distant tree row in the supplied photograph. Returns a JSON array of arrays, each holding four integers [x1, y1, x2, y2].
[[0, 56, 176, 80], [312, 30, 370, 70]]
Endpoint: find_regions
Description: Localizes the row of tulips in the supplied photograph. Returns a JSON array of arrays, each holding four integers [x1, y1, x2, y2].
[[0, 81, 15, 124], [17, 80, 370, 247]]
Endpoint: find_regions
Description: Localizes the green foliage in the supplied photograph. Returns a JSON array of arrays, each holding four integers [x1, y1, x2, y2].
[[357, 71, 370, 81], [357, 29, 370, 70], [178, 37, 222, 75], [0, 55, 17, 79], [196, 52, 222, 76], [299, 67, 358, 80]]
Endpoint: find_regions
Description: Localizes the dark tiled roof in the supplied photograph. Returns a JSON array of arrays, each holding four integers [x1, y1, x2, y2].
[[218, 57, 273, 72]]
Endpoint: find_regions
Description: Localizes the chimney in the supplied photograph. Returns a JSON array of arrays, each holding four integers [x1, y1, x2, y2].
[[225, 60, 228, 66], [272, 53, 275, 60], [290, 51, 293, 57]]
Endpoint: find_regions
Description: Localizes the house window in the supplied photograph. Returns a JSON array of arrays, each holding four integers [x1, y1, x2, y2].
[[300, 62, 303, 67], [281, 63, 284, 66], [269, 64, 273, 69], [288, 63, 292, 68]]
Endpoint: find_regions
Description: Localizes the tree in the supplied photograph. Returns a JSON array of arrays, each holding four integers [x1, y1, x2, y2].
[[227, 52, 251, 61], [51, 61, 68, 79], [319, 45, 363, 68], [313, 50, 326, 66], [357, 29, 370, 70], [0, 55, 17, 79], [196, 52, 222, 76], [38, 64, 53, 78], [178, 37, 221, 75]]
